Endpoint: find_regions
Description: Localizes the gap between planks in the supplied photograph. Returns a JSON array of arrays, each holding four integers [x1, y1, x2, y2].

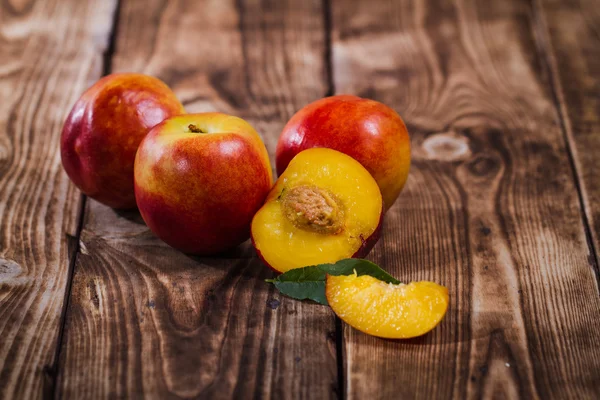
[[43, 0, 600, 396], [322, 0, 347, 398], [45, 1, 124, 398], [45, 0, 348, 399], [45, 1, 599, 398], [43, 195, 86, 399], [529, 0, 600, 290]]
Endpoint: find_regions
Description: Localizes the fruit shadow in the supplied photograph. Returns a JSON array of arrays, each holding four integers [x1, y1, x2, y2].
[[114, 207, 146, 225], [182, 242, 275, 282], [112, 207, 273, 281]]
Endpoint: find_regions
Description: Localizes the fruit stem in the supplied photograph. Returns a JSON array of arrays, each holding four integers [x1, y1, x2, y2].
[[188, 124, 205, 133]]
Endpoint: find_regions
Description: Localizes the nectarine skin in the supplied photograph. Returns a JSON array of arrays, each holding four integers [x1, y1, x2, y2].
[[252, 240, 280, 274], [276, 95, 411, 210], [61, 73, 185, 209], [134, 113, 272, 255], [352, 203, 384, 258]]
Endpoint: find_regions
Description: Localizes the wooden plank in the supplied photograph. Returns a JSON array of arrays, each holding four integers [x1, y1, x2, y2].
[[331, 0, 600, 398], [56, 0, 338, 398], [0, 1, 116, 398], [535, 0, 600, 278]]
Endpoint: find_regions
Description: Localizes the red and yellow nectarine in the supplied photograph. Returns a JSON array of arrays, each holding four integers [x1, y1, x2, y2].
[[134, 113, 272, 255], [276, 95, 411, 210], [61, 73, 185, 209]]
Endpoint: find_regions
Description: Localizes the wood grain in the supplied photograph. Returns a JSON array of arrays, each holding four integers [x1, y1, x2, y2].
[[536, 0, 600, 281], [331, 0, 600, 398], [0, 1, 116, 398], [56, 0, 338, 398]]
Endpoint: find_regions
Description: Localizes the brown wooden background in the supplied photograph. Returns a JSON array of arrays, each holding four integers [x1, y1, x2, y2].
[[1, 0, 599, 398]]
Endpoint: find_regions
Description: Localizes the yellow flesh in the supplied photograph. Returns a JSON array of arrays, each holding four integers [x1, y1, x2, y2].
[[326, 274, 449, 339], [252, 148, 382, 272]]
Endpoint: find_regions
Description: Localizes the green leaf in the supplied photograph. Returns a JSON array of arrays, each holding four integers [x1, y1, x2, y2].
[[319, 259, 401, 284], [266, 266, 328, 305], [266, 259, 401, 305]]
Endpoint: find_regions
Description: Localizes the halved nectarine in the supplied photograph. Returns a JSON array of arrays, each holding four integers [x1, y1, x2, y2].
[[326, 273, 448, 339], [251, 148, 383, 273]]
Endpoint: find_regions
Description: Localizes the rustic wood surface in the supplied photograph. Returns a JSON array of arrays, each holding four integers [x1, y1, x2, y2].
[[332, 0, 600, 398], [0, 0, 599, 399], [0, 1, 116, 398], [56, 0, 338, 399], [537, 0, 600, 283]]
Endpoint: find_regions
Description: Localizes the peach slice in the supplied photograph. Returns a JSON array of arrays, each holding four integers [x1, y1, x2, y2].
[[251, 148, 383, 273], [326, 273, 449, 339]]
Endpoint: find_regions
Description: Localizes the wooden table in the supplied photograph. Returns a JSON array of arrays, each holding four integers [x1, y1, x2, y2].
[[1, 0, 599, 398]]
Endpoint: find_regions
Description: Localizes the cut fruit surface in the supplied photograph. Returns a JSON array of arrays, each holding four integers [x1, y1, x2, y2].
[[326, 273, 448, 339], [251, 148, 383, 273]]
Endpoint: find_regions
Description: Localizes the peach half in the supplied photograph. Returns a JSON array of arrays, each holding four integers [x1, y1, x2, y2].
[[251, 148, 383, 273], [326, 273, 449, 339]]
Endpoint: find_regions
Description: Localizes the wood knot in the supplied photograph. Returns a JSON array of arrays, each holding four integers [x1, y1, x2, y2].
[[466, 155, 500, 177], [422, 132, 471, 162], [0, 258, 22, 281]]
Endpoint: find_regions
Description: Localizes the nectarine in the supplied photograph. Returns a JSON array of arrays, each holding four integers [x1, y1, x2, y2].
[[134, 113, 272, 255], [326, 273, 449, 339], [60, 73, 185, 208], [276, 95, 411, 210], [251, 148, 383, 273], [61, 73, 185, 209]]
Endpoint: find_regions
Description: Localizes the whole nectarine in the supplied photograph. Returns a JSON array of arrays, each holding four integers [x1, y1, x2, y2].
[[61, 73, 185, 208], [134, 113, 273, 255]]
